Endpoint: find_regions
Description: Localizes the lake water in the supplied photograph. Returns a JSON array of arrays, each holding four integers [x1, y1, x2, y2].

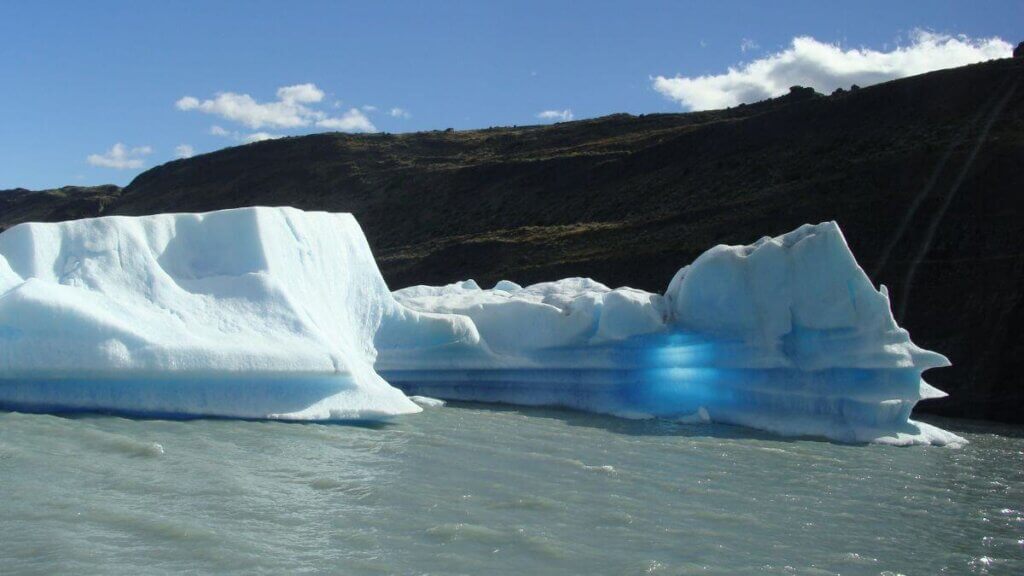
[[1, 405, 1021, 575]]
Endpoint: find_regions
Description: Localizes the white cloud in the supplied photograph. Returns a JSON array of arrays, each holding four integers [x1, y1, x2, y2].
[[276, 83, 323, 104], [175, 90, 313, 129], [174, 144, 195, 159], [316, 108, 376, 132], [653, 30, 1012, 111], [178, 83, 380, 134], [208, 126, 283, 143], [176, 96, 200, 110], [740, 38, 759, 53], [389, 107, 411, 119], [536, 109, 574, 122], [208, 126, 309, 143], [361, 105, 377, 112], [244, 132, 282, 143], [86, 143, 153, 170]]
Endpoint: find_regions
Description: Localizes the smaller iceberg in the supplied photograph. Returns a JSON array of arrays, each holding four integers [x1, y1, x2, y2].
[[0, 207, 962, 445], [386, 223, 962, 446]]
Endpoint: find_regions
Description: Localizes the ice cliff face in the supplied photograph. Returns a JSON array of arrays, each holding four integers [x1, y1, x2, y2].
[[390, 222, 959, 445], [0, 207, 962, 445], [0, 207, 478, 419]]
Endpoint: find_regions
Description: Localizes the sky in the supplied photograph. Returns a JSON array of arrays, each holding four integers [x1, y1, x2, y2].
[[1, 0, 1019, 189]]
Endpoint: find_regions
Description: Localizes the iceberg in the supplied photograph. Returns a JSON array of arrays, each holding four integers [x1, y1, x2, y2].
[[0, 207, 475, 420], [0, 207, 962, 445], [388, 223, 961, 446]]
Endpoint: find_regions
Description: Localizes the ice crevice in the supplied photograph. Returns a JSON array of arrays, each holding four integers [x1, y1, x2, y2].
[[0, 207, 963, 445]]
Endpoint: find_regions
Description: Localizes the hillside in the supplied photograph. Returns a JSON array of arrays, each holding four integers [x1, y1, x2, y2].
[[2, 57, 1023, 423], [0, 185, 121, 227]]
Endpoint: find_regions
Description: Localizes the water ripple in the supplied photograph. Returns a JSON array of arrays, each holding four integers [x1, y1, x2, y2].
[[0, 409, 1021, 575]]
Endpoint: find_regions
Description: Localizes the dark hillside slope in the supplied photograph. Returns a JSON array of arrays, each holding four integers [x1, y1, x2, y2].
[[0, 186, 121, 230], [3, 57, 1023, 422]]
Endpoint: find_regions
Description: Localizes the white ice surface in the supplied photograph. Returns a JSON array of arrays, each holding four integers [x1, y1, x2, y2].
[[389, 222, 961, 446], [0, 208, 962, 445], [0, 207, 478, 419]]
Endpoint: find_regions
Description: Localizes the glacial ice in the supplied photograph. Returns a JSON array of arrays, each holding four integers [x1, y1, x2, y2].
[[0, 207, 474, 420], [0, 207, 963, 445]]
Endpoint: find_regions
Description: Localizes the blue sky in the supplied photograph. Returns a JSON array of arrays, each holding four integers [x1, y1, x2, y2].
[[1, 0, 1019, 189]]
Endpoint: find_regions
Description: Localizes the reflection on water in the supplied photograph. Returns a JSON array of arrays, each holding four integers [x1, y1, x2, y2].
[[0, 405, 1021, 575]]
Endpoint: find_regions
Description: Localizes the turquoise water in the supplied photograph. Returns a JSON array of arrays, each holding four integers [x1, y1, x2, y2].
[[1, 405, 1021, 575]]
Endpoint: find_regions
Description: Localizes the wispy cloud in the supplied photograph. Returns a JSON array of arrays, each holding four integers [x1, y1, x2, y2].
[[653, 30, 1012, 111], [206, 125, 285, 143], [174, 144, 195, 159], [276, 84, 324, 105], [536, 109, 574, 122], [316, 108, 375, 132], [208, 126, 283, 143], [389, 107, 411, 119], [244, 132, 282, 143], [87, 143, 153, 169], [176, 83, 377, 133], [740, 38, 759, 53], [173, 95, 296, 128]]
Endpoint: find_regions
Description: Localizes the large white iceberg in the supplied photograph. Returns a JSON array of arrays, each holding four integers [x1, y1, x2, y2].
[[0, 207, 477, 420], [0, 207, 962, 445]]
